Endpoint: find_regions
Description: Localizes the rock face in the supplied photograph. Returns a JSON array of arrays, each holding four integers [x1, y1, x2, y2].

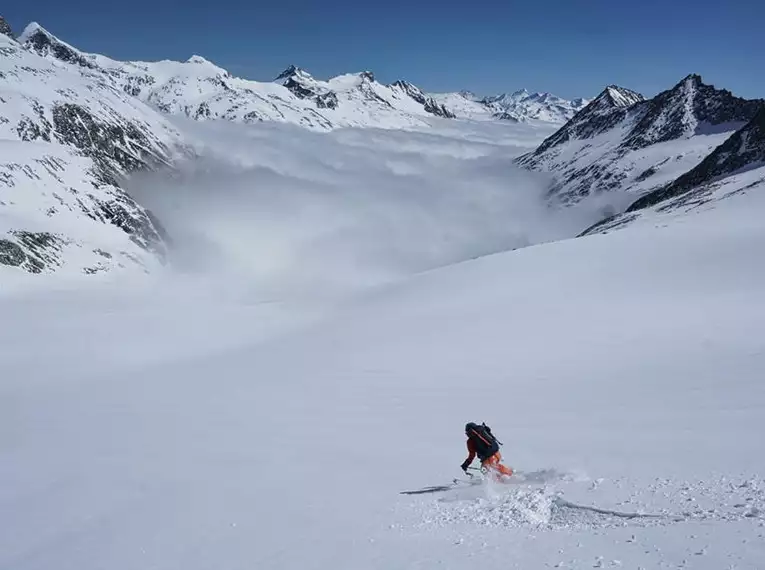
[[21, 23, 98, 69], [517, 75, 764, 205], [0, 16, 13, 38], [622, 74, 763, 150], [391, 81, 456, 119], [628, 104, 765, 211], [528, 86, 644, 155], [0, 24, 186, 274]]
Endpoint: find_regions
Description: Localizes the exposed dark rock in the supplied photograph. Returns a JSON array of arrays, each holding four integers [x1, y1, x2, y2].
[[51, 103, 169, 176], [359, 71, 375, 82], [283, 77, 318, 100], [0, 16, 14, 38], [15, 99, 53, 142], [634, 166, 658, 183], [90, 193, 167, 258], [274, 65, 301, 82], [519, 85, 645, 162], [194, 102, 211, 119], [392, 80, 455, 119], [17, 116, 51, 141], [517, 75, 765, 207], [10, 231, 64, 273], [122, 74, 155, 97], [628, 104, 765, 211], [315, 91, 338, 109], [22, 25, 97, 69], [623, 74, 764, 150], [0, 239, 25, 266], [424, 99, 455, 119], [243, 111, 263, 123]]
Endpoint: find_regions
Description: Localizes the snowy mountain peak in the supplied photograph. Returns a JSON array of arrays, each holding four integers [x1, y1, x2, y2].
[[0, 15, 13, 38], [623, 74, 763, 150], [595, 85, 645, 110], [18, 21, 46, 42], [629, 102, 765, 211], [390, 80, 456, 119], [430, 88, 589, 124], [183, 54, 230, 77], [19, 21, 96, 69], [274, 64, 310, 82], [519, 73, 764, 208], [187, 55, 213, 65], [680, 73, 703, 90]]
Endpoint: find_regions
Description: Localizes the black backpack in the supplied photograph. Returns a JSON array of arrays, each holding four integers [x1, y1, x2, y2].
[[466, 423, 500, 460]]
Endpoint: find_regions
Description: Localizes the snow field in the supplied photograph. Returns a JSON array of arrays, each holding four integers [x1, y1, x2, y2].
[[2, 117, 765, 569]]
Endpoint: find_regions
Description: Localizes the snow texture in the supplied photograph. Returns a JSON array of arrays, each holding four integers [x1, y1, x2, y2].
[[2, 166, 765, 569]]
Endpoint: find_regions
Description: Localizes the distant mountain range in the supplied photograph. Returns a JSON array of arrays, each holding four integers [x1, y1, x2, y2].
[[1, 15, 764, 276], [432, 89, 590, 124]]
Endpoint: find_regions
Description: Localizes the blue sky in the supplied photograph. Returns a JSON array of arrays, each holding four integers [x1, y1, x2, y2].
[[3, 0, 763, 99]]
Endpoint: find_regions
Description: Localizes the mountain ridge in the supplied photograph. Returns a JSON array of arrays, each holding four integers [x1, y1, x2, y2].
[[516, 74, 765, 209]]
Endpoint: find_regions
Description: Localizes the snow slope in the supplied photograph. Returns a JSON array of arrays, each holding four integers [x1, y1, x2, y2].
[[2, 168, 765, 569]]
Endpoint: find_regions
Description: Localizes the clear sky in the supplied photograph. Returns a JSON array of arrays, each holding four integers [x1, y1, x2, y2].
[[3, 0, 763, 100]]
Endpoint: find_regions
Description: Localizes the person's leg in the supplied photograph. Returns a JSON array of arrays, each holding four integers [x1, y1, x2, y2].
[[484, 452, 513, 477]]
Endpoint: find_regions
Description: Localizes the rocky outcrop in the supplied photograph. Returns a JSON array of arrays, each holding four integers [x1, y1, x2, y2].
[[0, 15, 13, 38], [20, 23, 97, 69], [516, 75, 763, 205], [0, 26, 183, 274], [520, 86, 645, 160], [623, 74, 763, 150], [392, 80, 456, 118], [628, 104, 765, 211]]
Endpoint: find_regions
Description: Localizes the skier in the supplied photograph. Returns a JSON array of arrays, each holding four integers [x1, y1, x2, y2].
[[461, 422, 514, 479]]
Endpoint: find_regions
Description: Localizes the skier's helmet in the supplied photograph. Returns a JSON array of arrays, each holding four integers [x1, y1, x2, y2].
[[465, 422, 479, 433]]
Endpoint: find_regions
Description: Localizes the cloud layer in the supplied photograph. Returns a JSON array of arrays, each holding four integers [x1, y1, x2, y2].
[[127, 119, 613, 299]]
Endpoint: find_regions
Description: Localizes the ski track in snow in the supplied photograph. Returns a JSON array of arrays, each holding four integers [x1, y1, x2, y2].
[[402, 473, 765, 532]]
